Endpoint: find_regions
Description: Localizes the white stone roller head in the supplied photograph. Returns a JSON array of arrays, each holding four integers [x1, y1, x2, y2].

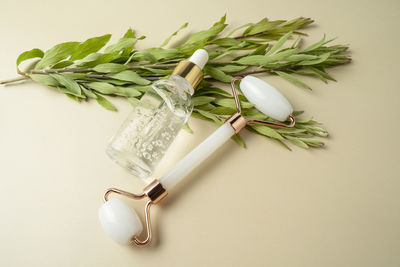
[[98, 198, 143, 245], [240, 75, 293, 121]]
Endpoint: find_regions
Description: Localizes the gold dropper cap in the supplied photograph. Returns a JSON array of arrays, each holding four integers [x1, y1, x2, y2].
[[171, 60, 203, 89]]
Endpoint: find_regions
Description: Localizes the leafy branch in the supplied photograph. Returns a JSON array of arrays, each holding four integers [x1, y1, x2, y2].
[[0, 15, 350, 149]]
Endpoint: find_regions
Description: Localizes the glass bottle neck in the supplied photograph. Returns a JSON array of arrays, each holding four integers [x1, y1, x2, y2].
[[169, 75, 195, 96]]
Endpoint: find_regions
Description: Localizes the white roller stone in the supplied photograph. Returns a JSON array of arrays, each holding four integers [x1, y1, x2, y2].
[[240, 75, 293, 121], [98, 198, 143, 245]]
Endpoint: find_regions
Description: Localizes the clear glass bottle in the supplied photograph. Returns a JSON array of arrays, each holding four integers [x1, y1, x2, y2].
[[106, 49, 208, 181]]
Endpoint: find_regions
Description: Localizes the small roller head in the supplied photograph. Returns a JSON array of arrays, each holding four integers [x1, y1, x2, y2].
[[98, 198, 143, 245], [240, 75, 293, 121]]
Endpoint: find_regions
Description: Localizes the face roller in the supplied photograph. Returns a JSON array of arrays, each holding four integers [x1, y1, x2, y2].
[[99, 75, 295, 246]]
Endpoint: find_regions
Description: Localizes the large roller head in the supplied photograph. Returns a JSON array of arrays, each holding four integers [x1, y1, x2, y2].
[[98, 198, 143, 245], [240, 75, 293, 121]]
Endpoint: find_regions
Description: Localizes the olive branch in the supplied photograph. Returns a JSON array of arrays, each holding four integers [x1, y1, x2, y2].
[[0, 15, 350, 149]]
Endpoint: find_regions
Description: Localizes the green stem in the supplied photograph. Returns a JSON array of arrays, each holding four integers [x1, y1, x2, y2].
[[28, 62, 234, 76], [84, 73, 159, 81], [29, 63, 180, 75], [0, 76, 29, 85], [1, 65, 296, 85], [233, 65, 297, 77], [234, 31, 268, 40]]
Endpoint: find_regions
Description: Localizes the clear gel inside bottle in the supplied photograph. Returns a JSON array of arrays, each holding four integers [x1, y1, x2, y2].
[[106, 49, 208, 182]]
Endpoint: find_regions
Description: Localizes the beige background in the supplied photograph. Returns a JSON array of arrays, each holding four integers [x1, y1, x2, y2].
[[1, 0, 399, 266]]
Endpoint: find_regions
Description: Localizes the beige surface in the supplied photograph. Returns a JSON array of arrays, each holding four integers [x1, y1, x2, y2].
[[1, 0, 399, 266]]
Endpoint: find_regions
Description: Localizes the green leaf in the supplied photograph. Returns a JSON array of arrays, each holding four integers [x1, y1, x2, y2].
[[86, 82, 117, 95], [108, 70, 150, 85], [276, 128, 307, 134], [64, 92, 82, 102], [298, 52, 330, 65], [242, 18, 260, 35], [243, 109, 268, 120], [114, 86, 142, 97], [135, 51, 157, 63], [214, 98, 254, 109], [196, 103, 215, 111], [308, 67, 336, 82], [295, 70, 327, 83], [302, 35, 335, 53], [143, 68, 173, 75], [30, 74, 59, 86], [127, 97, 139, 107], [83, 78, 129, 86], [93, 63, 128, 73], [76, 52, 102, 64], [247, 19, 284, 35], [292, 110, 304, 116], [81, 86, 97, 98], [210, 106, 236, 115], [215, 64, 247, 73], [209, 50, 237, 61], [275, 71, 311, 90], [51, 61, 74, 69], [226, 23, 253, 37], [16, 48, 44, 70], [35, 42, 80, 70], [236, 48, 297, 65], [76, 52, 116, 67], [212, 38, 241, 47], [274, 139, 292, 151], [183, 16, 226, 45], [267, 48, 299, 61], [204, 66, 232, 83], [214, 14, 226, 26], [192, 96, 215, 106], [294, 117, 314, 124], [279, 17, 314, 30], [250, 124, 283, 140], [49, 74, 82, 96], [182, 122, 193, 134], [58, 87, 85, 99], [143, 48, 183, 61], [249, 43, 269, 56], [123, 85, 151, 93], [95, 94, 117, 111], [70, 34, 112, 61], [195, 87, 232, 97], [265, 31, 293, 56], [286, 54, 319, 61], [231, 134, 245, 148], [104, 37, 137, 54], [301, 138, 324, 147], [161, 22, 188, 47], [196, 110, 223, 124], [123, 28, 136, 38], [285, 135, 309, 148], [296, 69, 329, 83], [296, 125, 328, 137]]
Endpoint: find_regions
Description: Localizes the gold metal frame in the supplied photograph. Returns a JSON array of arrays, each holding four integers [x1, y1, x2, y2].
[[103, 180, 167, 247]]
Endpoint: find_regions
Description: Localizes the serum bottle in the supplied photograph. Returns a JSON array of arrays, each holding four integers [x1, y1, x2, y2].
[[106, 49, 208, 181]]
